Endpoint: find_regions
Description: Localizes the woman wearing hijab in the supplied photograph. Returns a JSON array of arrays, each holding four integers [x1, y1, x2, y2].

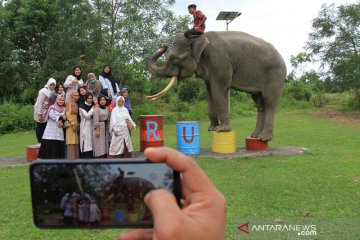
[[34, 78, 56, 143], [120, 87, 132, 116], [64, 66, 84, 103], [65, 91, 80, 159], [84, 73, 102, 103], [108, 96, 136, 158], [50, 82, 65, 105], [93, 94, 110, 158], [99, 65, 120, 101], [79, 92, 95, 158], [77, 85, 88, 105], [38, 95, 66, 159]]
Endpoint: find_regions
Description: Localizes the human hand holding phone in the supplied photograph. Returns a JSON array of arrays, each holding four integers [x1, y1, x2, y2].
[[119, 147, 226, 240]]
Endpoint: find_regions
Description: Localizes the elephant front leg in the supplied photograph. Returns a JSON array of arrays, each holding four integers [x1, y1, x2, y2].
[[212, 86, 231, 132], [206, 82, 219, 131], [251, 93, 265, 138]]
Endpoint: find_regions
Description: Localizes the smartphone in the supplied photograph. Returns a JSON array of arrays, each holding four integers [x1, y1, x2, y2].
[[29, 158, 181, 229]]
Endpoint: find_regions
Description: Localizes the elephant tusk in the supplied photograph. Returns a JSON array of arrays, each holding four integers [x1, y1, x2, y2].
[[146, 76, 177, 100]]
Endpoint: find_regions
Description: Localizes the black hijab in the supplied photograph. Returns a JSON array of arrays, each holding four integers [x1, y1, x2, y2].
[[100, 65, 117, 94], [79, 92, 93, 112], [98, 94, 107, 109], [100, 89, 112, 107]]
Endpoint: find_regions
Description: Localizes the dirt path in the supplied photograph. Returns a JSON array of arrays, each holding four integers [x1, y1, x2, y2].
[[313, 110, 360, 125], [0, 146, 309, 168], [0, 156, 28, 168]]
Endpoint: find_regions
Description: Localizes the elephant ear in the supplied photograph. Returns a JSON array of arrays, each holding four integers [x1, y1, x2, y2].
[[191, 36, 209, 63]]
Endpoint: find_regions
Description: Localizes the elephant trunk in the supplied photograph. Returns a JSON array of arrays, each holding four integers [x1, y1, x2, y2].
[[148, 45, 172, 78], [147, 45, 178, 100]]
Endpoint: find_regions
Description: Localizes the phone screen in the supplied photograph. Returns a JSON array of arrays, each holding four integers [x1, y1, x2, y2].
[[30, 159, 181, 228]]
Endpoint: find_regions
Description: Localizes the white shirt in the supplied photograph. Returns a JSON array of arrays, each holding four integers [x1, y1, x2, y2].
[[99, 75, 120, 100], [64, 75, 84, 103]]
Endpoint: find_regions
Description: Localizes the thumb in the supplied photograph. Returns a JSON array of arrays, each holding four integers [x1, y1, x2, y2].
[[144, 189, 182, 227]]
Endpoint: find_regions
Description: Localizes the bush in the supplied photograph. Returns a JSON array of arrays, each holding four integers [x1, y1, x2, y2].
[[279, 96, 312, 109], [177, 77, 204, 102], [283, 81, 313, 101], [0, 102, 35, 135]]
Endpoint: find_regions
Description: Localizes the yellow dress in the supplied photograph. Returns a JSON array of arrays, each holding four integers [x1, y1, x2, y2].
[[65, 101, 79, 145]]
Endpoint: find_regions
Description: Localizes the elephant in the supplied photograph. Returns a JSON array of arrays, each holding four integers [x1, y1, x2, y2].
[[103, 168, 155, 219], [147, 31, 286, 141]]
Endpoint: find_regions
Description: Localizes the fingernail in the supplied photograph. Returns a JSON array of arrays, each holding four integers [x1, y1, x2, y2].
[[144, 189, 155, 203]]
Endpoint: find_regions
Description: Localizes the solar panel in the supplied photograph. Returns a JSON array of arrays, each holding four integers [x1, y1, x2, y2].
[[216, 11, 242, 21]]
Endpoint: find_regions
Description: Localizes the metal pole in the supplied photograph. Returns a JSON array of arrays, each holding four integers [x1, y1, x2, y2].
[[226, 20, 230, 114]]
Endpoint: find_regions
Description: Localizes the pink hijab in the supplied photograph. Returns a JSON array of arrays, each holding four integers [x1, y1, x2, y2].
[[45, 95, 65, 121]]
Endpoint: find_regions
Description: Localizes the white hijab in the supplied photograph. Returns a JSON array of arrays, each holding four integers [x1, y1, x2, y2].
[[109, 96, 131, 132], [39, 78, 56, 98]]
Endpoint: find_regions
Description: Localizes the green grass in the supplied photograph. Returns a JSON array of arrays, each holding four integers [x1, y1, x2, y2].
[[0, 131, 37, 157], [1, 108, 360, 239]]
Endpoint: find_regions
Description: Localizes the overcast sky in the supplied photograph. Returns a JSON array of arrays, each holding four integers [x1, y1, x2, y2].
[[171, 0, 358, 72]]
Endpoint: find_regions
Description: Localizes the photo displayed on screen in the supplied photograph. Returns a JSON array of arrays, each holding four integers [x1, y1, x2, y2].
[[31, 163, 174, 227]]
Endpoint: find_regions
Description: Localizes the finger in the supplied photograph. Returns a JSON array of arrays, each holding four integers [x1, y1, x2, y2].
[[144, 147, 213, 192], [119, 229, 153, 240], [144, 189, 182, 229]]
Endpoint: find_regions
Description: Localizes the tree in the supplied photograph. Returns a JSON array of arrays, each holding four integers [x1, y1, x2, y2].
[[0, 0, 190, 103], [92, 0, 190, 95], [304, 3, 360, 105], [0, 3, 16, 102]]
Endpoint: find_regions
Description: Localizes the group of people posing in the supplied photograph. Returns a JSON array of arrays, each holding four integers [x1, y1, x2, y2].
[[60, 192, 101, 226], [33, 65, 136, 160]]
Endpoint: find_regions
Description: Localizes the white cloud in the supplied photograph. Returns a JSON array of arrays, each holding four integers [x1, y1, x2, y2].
[[171, 0, 358, 73]]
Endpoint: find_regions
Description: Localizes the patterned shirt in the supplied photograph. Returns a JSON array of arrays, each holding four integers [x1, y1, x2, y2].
[[193, 10, 206, 33]]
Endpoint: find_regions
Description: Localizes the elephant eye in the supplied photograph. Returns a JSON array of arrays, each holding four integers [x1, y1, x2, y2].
[[173, 58, 180, 65]]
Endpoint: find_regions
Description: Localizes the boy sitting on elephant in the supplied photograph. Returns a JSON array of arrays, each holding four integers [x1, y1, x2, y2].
[[185, 4, 207, 38]]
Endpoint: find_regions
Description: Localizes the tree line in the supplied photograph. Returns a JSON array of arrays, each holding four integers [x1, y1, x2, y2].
[[288, 2, 360, 108], [1, 1, 359, 108], [0, 0, 190, 103]]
